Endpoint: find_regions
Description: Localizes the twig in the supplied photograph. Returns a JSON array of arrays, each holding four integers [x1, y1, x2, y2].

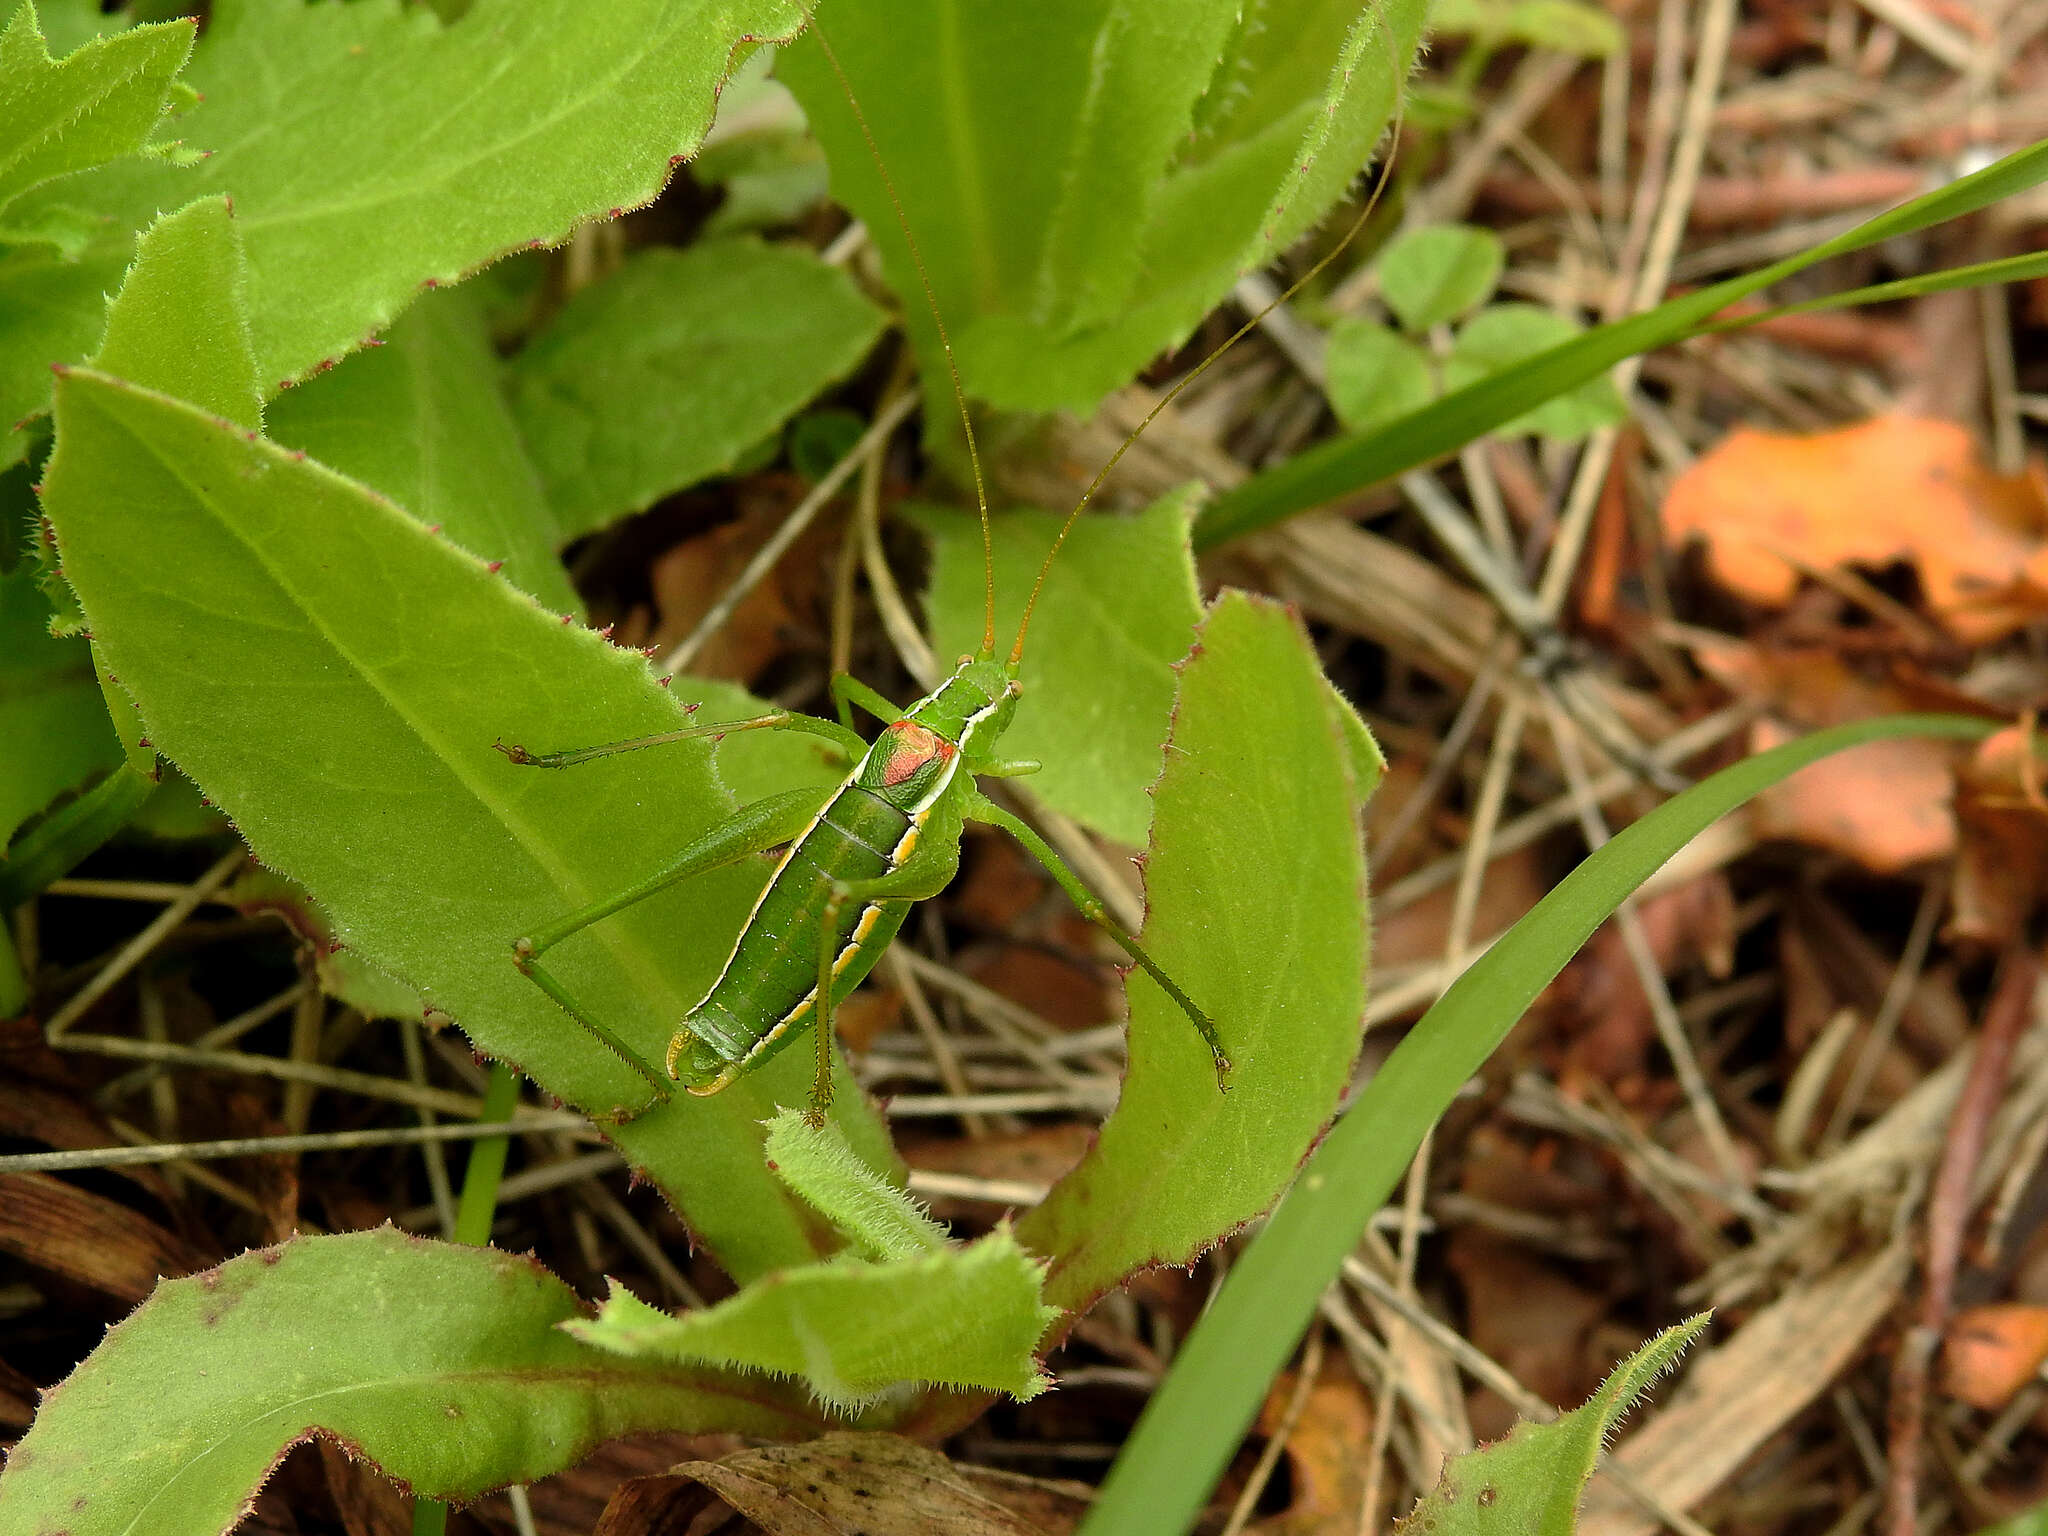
[[1885, 946, 2038, 1536], [44, 848, 245, 1037], [0, 1114, 586, 1175], [660, 388, 917, 675]]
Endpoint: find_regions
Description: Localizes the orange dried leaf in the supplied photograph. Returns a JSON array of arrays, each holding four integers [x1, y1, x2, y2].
[[1941, 1303, 2048, 1410], [1663, 417, 2048, 641], [1746, 718, 1956, 874]]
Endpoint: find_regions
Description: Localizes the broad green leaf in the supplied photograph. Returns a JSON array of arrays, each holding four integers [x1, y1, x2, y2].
[[1198, 137, 2048, 547], [913, 492, 1203, 847], [1326, 317, 1434, 433], [0, 232, 129, 467], [1018, 591, 1372, 1314], [1445, 304, 1626, 439], [40, 366, 894, 1282], [0, 1229, 820, 1535], [1397, 1318, 1708, 1534], [1380, 225, 1506, 332], [0, 1, 192, 220], [0, 555, 121, 852], [1078, 713, 1995, 1536], [1431, 0, 1625, 56], [92, 195, 260, 428], [779, 0, 1426, 413], [763, 1108, 949, 1262], [269, 283, 576, 614], [1, 0, 808, 430], [571, 1226, 1059, 1411], [505, 239, 885, 537]]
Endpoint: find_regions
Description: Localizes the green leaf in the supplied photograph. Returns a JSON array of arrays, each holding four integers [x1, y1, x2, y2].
[[0, 556, 122, 852], [7, 0, 808, 409], [1397, 1318, 1709, 1534], [1018, 591, 1372, 1314], [505, 239, 885, 537], [1198, 136, 2048, 548], [1445, 303, 1627, 440], [1431, 0, 1625, 56], [268, 283, 576, 614], [779, 0, 1426, 413], [0, 1, 192, 220], [1379, 225, 1504, 332], [0, 230, 130, 467], [0, 1229, 819, 1535], [1325, 317, 1434, 433], [91, 195, 260, 428], [913, 491, 1204, 846], [39, 366, 892, 1283], [763, 1108, 949, 1262], [1075, 712, 1995, 1536], [570, 1226, 1059, 1411]]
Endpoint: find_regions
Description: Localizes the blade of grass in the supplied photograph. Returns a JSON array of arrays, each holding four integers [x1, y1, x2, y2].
[[1077, 712, 1997, 1536], [1195, 139, 2048, 549]]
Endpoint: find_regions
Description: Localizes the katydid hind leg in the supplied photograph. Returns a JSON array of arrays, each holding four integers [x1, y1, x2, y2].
[[509, 786, 825, 1113], [964, 791, 1232, 1089]]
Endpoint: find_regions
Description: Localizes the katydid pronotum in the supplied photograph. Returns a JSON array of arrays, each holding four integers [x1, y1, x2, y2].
[[498, 14, 1398, 1127]]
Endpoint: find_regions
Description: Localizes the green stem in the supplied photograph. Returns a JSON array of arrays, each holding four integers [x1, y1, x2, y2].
[[1077, 713, 1996, 1536], [414, 1060, 522, 1534]]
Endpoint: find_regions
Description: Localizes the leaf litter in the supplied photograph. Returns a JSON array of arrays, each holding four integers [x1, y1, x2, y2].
[[15, 2, 2048, 1534]]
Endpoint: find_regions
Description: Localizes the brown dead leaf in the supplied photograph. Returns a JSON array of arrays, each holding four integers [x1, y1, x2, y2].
[[319, 1436, 411, 1536], [1249, 1366, 1375, 1536], [1950, 726, 2048, 947], [1747, 715, 1956, 872], [1942, 1303, 2048, 1410], [1663, 417, 2048, 642], [593, 1432, 1088, 1536], [646, 482, 827, 686], [1559, 873, 1736, 1080], [0, 1173, 208, 1306], [1686, 638, 1960, 872], [1447, 1230, 1607, 1441]]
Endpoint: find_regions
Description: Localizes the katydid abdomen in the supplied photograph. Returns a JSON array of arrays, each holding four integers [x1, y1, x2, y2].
[[664, 707, 979, 1100], [670, 780, 918, 1093]]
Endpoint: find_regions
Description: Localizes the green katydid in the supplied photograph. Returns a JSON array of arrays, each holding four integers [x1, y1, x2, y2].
[[497, 12, 1398, 1126]]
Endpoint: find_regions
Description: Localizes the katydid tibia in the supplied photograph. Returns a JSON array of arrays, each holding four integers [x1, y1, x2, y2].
[[499, 645, 1231, 1127]]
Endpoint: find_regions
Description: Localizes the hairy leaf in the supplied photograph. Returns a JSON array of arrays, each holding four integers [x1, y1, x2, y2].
[[1397, 1318, 1709, 1534], [506, 239, 885, 537], [572, 1227, 1060, 1411], [0, 0, 808, 460], [0, 222, 129, 467], [269, 283, 575, 613], [0, 1, 192, 220], [92, 195, 260, 428], [39, 366, 892, 1281], [763, 1108, 949, 1262], [1018, 592, 1373, 1314], [780, 0, 1426, 412], [914, 492, 1204, 846], [0, 1229, 819, 1536]]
